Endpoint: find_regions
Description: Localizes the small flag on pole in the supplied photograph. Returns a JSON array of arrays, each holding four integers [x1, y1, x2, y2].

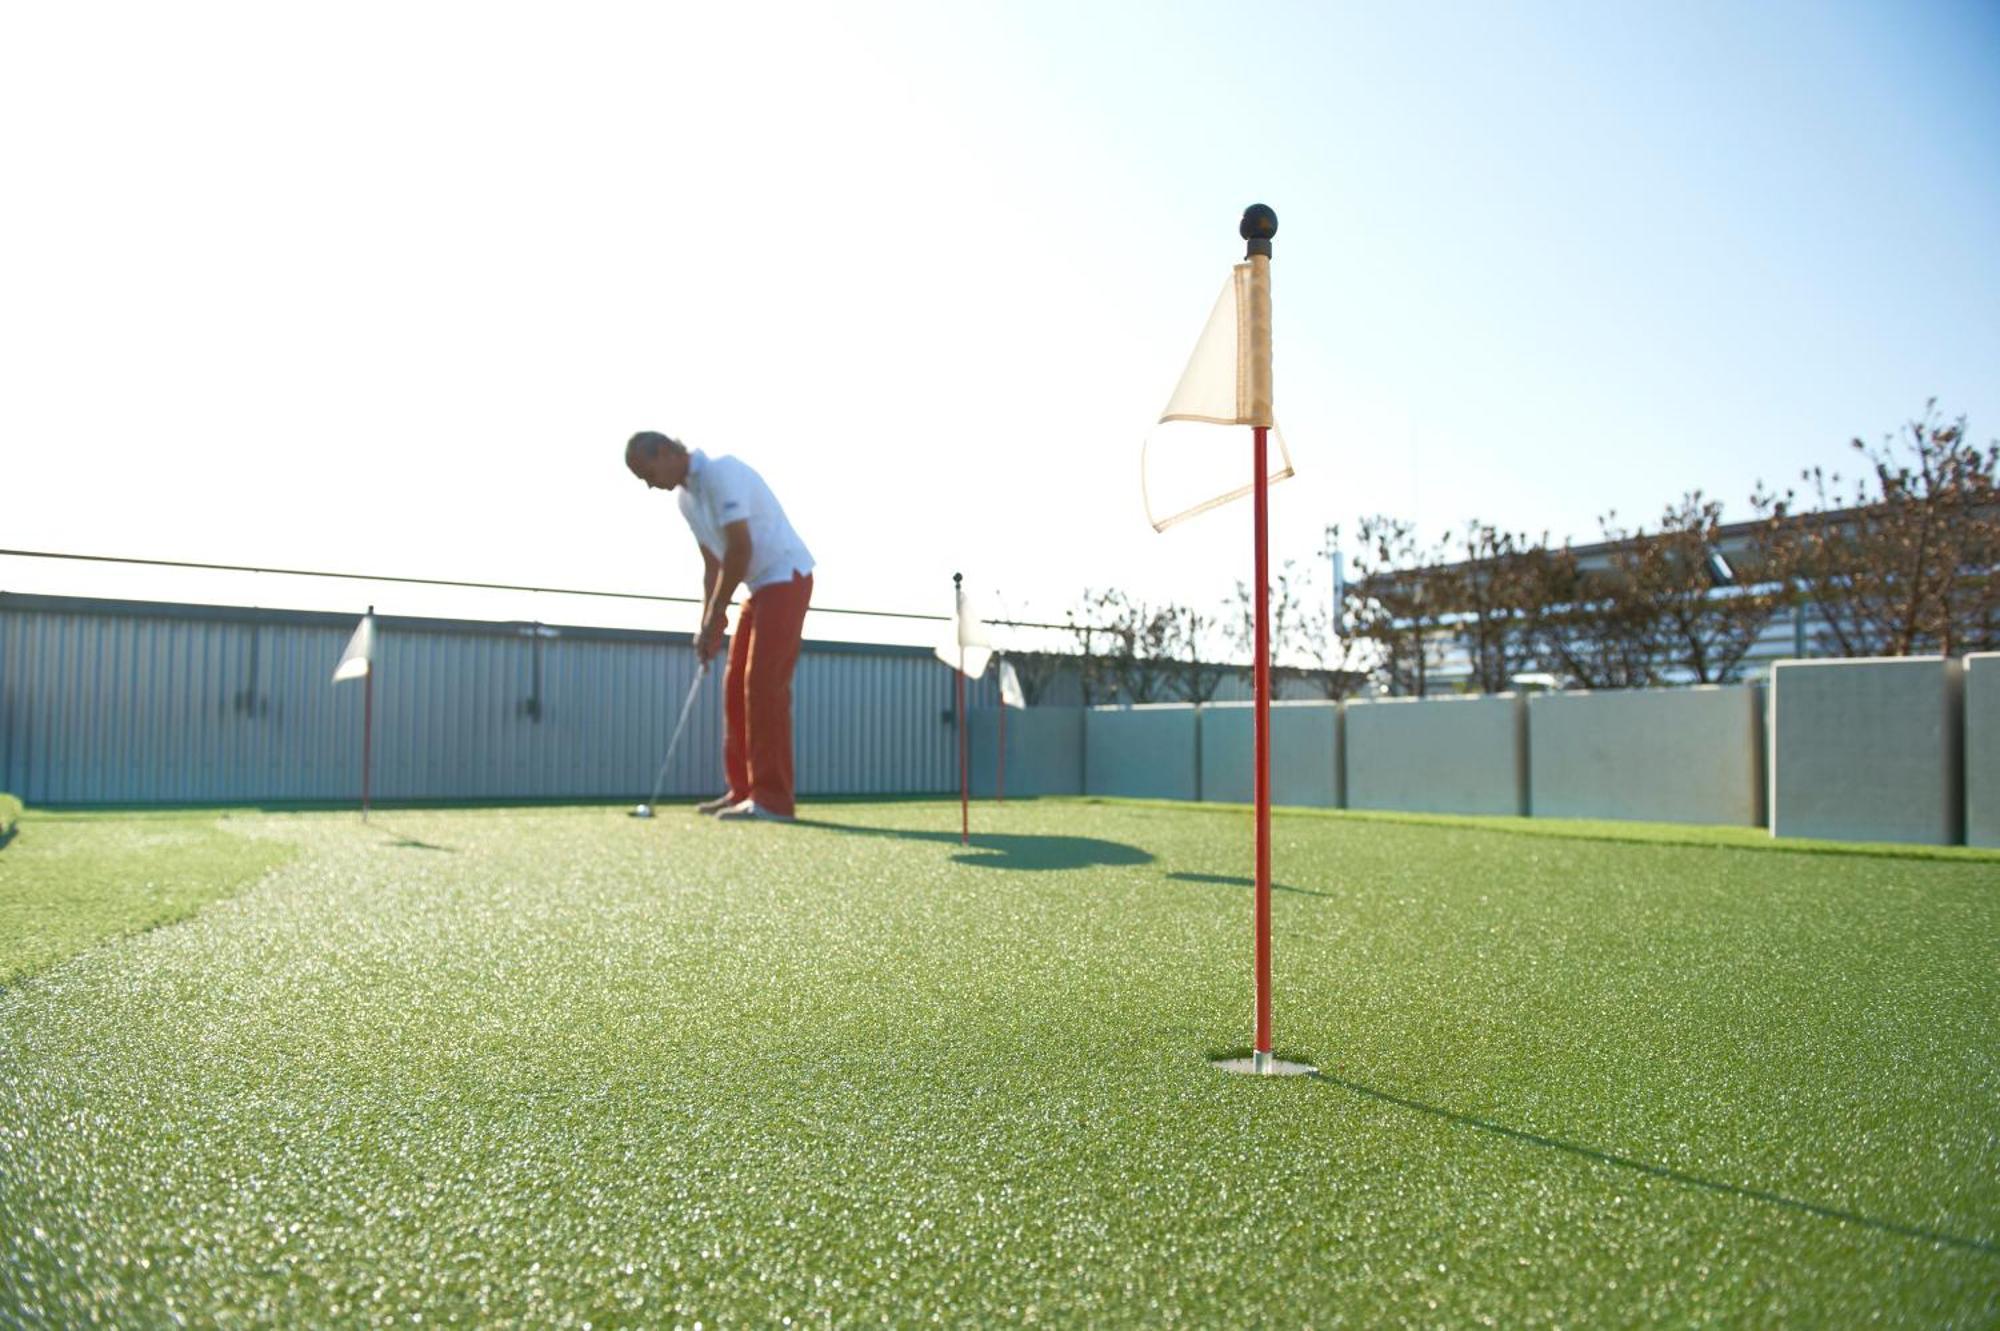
[[994, 658, 1025, 805], [938, 575, 992, 845], [332, 609, 377, 821], [998, 660, 1025, 709], [1159, 260, 1274, 428], [332, 613, 375, 683], [1154, 206, 1314, 1078], [934, 581, 993, 680], [1141, 241, 1295, 533]]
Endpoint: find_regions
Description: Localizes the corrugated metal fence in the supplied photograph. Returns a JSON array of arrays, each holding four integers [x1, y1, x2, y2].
[[0, 594, 993, 805]]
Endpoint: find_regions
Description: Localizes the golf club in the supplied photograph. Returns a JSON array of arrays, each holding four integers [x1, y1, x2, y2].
[[630, 661, 709, 818]]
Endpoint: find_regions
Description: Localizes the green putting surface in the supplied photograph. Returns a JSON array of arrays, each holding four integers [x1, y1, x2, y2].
[[2, 800, 1995, 1325], [0, 811, 294, 987]]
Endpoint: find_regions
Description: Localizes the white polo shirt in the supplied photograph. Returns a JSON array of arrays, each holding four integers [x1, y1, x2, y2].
[[677, 450, 815, 591]]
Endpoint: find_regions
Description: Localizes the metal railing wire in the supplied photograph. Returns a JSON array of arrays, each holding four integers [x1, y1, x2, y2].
[[0, 548, 1069, 631]]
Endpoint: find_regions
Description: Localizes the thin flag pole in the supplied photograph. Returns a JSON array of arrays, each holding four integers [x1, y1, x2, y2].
[[361, 603, 375, 822], [956, 573, 969, 846], [1252, 429, 1272, 1067], [958, 660, 968, 843], [1179, 203, 1303, 1078], [1242, 205, 1277, 1075], [997, 682, 1006, 805]]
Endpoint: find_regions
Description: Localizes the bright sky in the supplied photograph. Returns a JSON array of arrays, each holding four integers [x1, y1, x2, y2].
[[5, 1, 1996, 649]]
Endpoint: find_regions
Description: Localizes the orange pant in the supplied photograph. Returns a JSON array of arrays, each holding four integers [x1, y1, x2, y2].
[[723, 571, 812, 816]]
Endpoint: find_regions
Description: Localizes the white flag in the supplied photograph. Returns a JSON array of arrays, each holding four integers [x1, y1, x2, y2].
[[934, 583, 992, 679], [332, 614, 375, 683], [998, 660, 1025, 709], [1142, 252, 1294, 532]]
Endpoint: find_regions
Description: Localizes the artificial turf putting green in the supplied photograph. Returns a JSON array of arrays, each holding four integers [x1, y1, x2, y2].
[[2, 800, 1995, 1326], [0, 810, 295, 987]]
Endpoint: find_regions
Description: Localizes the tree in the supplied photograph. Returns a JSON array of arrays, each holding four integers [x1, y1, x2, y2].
[[1285, 600, 1370, 700], [1346, 516, 1453, 696], [1069, 589, 1182, 704], [1063, 604, 1116, 706], [1155, 604, 1233, 703], [1225, 558, 1313, 670], [1268, 525, 1370, 700], [1222, 556, 1368, 698], [995, 650, 1064, 706], [1752, 403, 1999, 657], [1518, 534, 1665, 690], [1446, 522, 1544, 694], [1630, 492, 1774, 682], [979, 597, 1070, 705]]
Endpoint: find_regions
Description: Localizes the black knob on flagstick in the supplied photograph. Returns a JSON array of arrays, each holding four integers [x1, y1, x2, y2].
[[1241, 203, 1277, 258]]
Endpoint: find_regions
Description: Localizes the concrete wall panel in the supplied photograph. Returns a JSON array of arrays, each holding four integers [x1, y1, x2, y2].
[[1084, 705, 1197, 801], [1769, 657, 1963, 845], [1344, 694, 1527, 816], [1964, 654, 1999, 849], [1529, 685, 1765, 826], [1199, 702, 1338, 807], [968, 706, 1084, 798]]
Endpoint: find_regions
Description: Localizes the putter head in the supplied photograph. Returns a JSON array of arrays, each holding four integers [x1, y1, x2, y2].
[[630, 805, 654, 819]]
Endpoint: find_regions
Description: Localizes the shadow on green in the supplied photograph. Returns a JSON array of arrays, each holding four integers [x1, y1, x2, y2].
[[1309, 1070, 2000, 1259], [792, 818, 1154, 871], [1166, 870, 1336, 899]]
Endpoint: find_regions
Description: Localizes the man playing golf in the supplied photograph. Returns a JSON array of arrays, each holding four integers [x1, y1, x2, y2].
[[625, 431, 814, 821]]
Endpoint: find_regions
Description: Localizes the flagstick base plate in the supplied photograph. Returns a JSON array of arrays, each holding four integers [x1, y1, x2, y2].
[[1211, 1053, 1316, 1077]]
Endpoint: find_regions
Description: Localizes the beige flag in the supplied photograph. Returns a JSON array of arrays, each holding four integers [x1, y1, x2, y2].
[[1144, 254, 1294, 532], [1160, 258, 1274, 427]]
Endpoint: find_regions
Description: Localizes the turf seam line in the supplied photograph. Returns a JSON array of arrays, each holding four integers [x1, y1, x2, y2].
[[1313, 1072, 2000, 1259], [1070, 798, 2000, 864]]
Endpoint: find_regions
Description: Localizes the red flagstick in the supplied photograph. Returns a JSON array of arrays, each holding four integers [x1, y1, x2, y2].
[[955, 573, 969, 845], [1252, 426, 1272, 1064]]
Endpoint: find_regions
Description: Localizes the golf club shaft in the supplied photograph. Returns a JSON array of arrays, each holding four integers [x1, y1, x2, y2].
[[644, 662, 708, 808]]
